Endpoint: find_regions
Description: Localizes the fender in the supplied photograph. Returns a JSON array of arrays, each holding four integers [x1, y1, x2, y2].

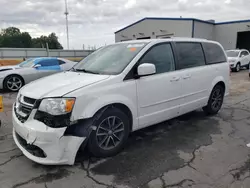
[[208, 76, 226, 99], [3, 73, 25, 85], [72, 94, 138, 130]]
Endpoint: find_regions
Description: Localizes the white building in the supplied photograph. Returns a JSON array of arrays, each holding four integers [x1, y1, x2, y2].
[[115, 17, 250, 50]]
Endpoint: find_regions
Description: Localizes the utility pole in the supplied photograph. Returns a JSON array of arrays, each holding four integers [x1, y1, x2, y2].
[[64, 0, 69, 49]]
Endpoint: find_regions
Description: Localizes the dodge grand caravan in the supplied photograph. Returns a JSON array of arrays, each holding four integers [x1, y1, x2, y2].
[[12, 38, 230, 165]]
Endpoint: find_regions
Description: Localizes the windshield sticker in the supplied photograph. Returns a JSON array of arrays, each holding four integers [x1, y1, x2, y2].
[[127, 44, 145, 48], [129, 47, 137, 52]]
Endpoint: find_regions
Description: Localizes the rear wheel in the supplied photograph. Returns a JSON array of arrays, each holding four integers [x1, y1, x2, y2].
[[88, 107, 130, 157], [203, 84, 225, 115], [4, 75, 24, 92]]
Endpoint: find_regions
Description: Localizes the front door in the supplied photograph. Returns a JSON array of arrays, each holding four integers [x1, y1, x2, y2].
[[35, 59, 61, 78], [136, 43, 182, 128]]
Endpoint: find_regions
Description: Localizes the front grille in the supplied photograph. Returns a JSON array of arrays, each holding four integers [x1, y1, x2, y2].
[[23, 96, 36, 105], [15, 95, 36, 123], [20, 104, 32, 114], [15, 103, 33, 123], [15, 132, 46, 158]]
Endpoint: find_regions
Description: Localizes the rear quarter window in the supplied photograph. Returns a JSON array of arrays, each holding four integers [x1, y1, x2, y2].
[[202, 42, 227, 64], [58, 60, 66, 65]]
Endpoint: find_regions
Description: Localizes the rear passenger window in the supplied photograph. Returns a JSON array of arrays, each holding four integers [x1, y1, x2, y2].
[[139, 43, 175, 74], [176, 42, 205, 69], [202, 43, 227, 64]]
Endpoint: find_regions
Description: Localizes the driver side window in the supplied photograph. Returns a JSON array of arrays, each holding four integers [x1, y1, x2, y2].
[[139, 43, 175, 74]]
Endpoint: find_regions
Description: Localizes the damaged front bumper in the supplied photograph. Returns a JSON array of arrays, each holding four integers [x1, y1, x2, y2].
[[12, 107, 86, 165]]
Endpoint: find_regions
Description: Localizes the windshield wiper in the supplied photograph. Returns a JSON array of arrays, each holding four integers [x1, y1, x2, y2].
[[75, 69, 99, 74]]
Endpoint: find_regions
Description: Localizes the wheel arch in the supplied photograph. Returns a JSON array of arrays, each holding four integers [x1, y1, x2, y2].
[[3, 74, 25, 89], [208, 77, 227, 103], [94, 103, 134, 132], [72, 96, 138, 132]]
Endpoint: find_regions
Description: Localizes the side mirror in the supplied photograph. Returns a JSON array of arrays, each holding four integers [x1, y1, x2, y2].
[[137, 63, 156, 77], [34, 64, 41, 68], [241, 55, 245, 57]]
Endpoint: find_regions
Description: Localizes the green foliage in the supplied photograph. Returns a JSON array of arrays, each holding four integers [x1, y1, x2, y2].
[[0, 27, 63, 49]]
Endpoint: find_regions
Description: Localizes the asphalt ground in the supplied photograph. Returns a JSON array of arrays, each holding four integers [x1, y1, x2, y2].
[[1, 70, 250, 188]]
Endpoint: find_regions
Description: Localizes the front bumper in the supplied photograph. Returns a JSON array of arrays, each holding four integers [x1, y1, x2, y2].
[[0, 78, 4, 89], [12, 106, 85, 165], [230, 63, 236, 69]]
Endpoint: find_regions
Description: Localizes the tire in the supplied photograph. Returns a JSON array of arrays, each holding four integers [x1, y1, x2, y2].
[[203, 84, 225, 115], [88, 107, 130, 157], [247, 62, 250, 70], [3, 75, 24, 92], [235, 62, 241, 72]]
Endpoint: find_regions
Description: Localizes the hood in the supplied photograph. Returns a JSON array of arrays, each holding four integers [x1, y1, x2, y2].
[[227, 57, 238, 61], [0, 65, 20, 72], [20, 71, 110, 99]]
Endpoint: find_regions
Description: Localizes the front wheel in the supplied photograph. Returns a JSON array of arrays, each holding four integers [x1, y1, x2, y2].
[[4, 75, 24, 92], [203, 85, 225, 115], [247, 62, 250, 70], [88, 107, 130, 157]]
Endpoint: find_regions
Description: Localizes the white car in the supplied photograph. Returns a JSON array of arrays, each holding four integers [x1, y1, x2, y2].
[[0, 57, 77, 91], [226, 49, 250, 72], [12, 38, 230, 165]]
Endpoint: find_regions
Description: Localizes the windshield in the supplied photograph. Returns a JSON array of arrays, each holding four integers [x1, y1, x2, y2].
[[73, 43, 147, 75], [226, 51, 240, 57], [18, 58, 35, 68]]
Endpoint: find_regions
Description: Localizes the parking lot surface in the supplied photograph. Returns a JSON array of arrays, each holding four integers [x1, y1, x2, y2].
[[1, 70, 250, 188]]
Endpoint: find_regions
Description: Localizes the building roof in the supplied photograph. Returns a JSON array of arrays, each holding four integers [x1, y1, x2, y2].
[[115, 17, 250, 34]]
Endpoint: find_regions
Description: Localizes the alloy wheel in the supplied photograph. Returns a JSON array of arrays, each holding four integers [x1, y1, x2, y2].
[[211, 88, 223, 111], [6, 76, 23, 91], [96, 116, 125, 150]]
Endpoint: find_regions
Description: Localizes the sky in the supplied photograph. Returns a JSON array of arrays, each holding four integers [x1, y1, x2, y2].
[[0, 0, 250, 49]]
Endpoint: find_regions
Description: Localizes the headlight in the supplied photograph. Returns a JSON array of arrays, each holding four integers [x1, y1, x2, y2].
[[38, 98, 75, 115]]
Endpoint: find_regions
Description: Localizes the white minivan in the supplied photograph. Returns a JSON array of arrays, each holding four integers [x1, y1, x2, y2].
[[12, 38, 230, 165]]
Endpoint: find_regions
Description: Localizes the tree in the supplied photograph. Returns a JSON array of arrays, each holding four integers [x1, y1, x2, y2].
[[2, 27, 21, 36], [0, 27, 63, 49], [31, 33, 63, 49], [0, 27, 32, 48]]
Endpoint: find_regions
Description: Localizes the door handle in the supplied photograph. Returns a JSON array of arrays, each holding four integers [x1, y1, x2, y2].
[[170, 77, 180, 82], [182, 75, 191, 79]]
